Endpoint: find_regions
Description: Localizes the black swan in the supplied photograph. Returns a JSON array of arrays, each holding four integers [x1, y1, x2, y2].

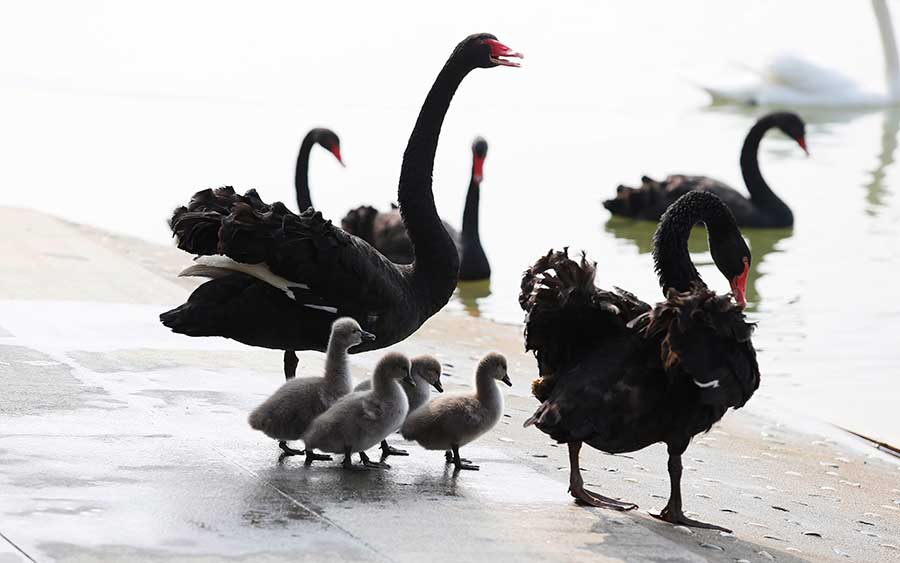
[[521, 191, 759, 532], [604, 112, 808, 228], [341, 136, 492, 280], [295, 127, 344, 212], [159, 33, 522, 382]]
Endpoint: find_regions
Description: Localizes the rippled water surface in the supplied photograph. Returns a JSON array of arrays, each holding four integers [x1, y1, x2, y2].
[[2, 1, 899, 444]]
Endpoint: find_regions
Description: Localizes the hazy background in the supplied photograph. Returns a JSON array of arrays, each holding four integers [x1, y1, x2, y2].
[[2, 1, 898, 444]]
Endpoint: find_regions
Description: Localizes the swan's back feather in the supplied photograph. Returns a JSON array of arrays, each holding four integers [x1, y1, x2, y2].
[[340, 205, 379, 245], [604, 175, 762, 226], [519, 248, 649, 401], [698, 55, 884, 107], [163, 187, 413, 347]]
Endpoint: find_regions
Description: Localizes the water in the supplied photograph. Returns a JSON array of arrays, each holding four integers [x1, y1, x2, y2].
[[2, 1, 899, 444]]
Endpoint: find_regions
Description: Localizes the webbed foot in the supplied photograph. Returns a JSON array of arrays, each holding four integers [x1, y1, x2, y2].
[[651, 506, 731, 533]]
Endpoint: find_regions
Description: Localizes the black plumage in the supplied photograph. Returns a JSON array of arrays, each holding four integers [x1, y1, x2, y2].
[[341, 137, 492, 281], [604, 112, 807, 228], [160, 33, 521, 380], [521, 191, 759, 531]]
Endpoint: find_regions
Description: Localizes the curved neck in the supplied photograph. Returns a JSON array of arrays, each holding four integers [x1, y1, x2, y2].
[[653, 193, 738, 294], [461, 173, 481, 243], [475, 372, 499, 402], [403, 374, 431, 409], [323, 339, 350, 390], [873, 0, 900, 99], [373, 373, 400, 396], [739, 116, 792, 222], [458, 173, 490, 279], [399, 55, 468, 309], [295, 131, 317, 212]]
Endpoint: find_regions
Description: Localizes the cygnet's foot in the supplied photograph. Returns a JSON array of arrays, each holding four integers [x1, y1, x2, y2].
[[652, 505, 731, 532], [359, 451, 390, 470], [279, 441, 305, 456], [380, 440, 409, 457], [448, 446, 478, 470], [454, 460, 480, 471], [303, 450, 333, 466], [569, 483, 637, 511], [445, 450, 472, 464]]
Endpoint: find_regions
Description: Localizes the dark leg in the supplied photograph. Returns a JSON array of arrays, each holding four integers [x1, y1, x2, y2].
[[380, 440, 409, 457], [359, 451, 390, 469], [567, 442, 637, 510], [303, 447, 332, 466], [284, 350, 299, 380], [445, 450, 471, 464], [451, 445, 479, 471], [279, 441, 305, 456], [652, 448, 731, 532], [342, 447, 354, 470]]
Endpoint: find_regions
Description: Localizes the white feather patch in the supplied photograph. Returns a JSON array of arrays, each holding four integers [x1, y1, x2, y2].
[[182, 256, 309, 299], [302, 304, 339, 314]]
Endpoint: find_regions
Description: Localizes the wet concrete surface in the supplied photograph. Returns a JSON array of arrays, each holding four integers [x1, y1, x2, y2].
[[1, 207, 899, 562]]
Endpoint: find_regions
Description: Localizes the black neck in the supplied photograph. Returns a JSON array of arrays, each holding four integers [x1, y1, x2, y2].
[[462, 167, 481, 240], [399, 55, 467, 308], [740, 116, 792, 223], [458, 172, 490, 279], [653, 191, 738, 294], [295, 131, 317, 212]]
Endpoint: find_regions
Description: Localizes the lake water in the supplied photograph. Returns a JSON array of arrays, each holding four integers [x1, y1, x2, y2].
[[2, 1, 898, 445]]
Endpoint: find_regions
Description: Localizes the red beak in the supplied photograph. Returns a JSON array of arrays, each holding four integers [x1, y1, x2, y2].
[[729, 258, 750, 307], [484, 39, 524, 67], [330, 145, 345, 167], [473, 155, 485, 183], [797, 136, 809, 156]]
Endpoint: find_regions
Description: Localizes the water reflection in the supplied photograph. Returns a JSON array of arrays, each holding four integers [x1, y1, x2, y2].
[[455, 280, 492, 318], [603, 217, 791, 311], [863, 108, 900, 214], [604, 217, 707, 254], [701, 101, 881, 127], [740, 228, 793, 309]]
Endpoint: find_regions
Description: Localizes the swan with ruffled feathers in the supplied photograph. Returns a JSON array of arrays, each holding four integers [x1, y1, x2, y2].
[[159, 34, 522, 380], [522, 191, 759, 532]]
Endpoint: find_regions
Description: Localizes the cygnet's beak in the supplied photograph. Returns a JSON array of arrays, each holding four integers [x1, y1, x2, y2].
[[501, 373, 512, 387], [431, 380, 444, 393], [403, 371, 416, 387], [360, 330, 376, 342]]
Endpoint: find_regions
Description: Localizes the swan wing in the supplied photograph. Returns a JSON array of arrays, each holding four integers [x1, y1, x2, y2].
[[169, 187, 407, 315], [520, 248, 650, 397], [763, 55, 858, 94], [698, 55, 878, 107]]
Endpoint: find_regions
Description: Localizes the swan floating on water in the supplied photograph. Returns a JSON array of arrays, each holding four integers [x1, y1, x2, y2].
[[702, 0, 900, 107]]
